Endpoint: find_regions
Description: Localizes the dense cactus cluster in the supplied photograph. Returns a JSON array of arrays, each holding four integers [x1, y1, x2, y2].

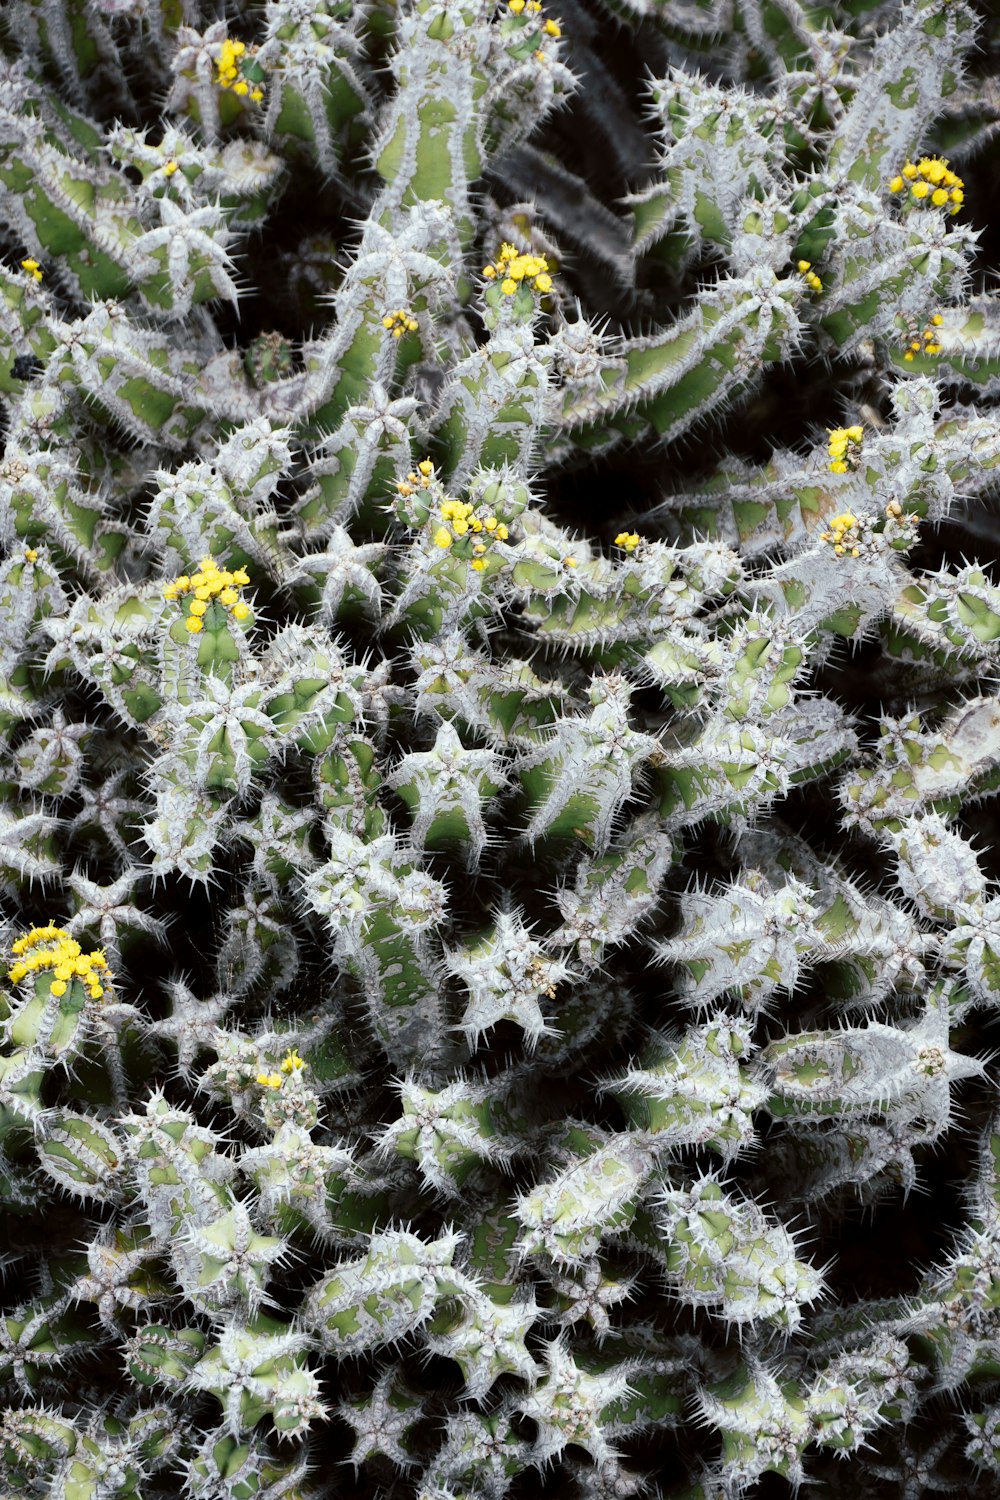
[[2, 0, 1000, 1494]]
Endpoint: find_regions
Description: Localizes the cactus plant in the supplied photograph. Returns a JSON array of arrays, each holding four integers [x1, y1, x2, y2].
[[2, 0, 1000, 1495]]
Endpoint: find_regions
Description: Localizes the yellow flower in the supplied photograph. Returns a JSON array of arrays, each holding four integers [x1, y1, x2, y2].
[[501, 278, 517, 295], [382, 308, 418, 339], [162, 558, 252, 624], [185, 617, 204, 633], [543, 18, 561, 36], [889, 176, 904, 193], [164, 161, 179, 176], [20, 259, 42, 282], [433, 527, 453, 549], [214, 36, 257, 92], [471, 559, 486, 571], [232, 602, 251, 621], [11, 926, 64, 955], [614, 532, 640, 552], [827, 425, 863, 472], [418, 460, 434, 476], [7, 926, 113, 1001]]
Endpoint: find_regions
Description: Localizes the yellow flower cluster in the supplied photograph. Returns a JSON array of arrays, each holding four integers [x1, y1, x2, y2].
[[827, 425, 863, 474], [24, 548, 38, 564], [507, 0, 562, 31], [382, 309, 419, 339], [903, 312, 944, 361], [163, 556, 251, 635], [256, 1050, 307, 1089], [614, 532, 641, 552], [434, 497, 509, 571], [20, 259, 42, 283], [214, 38, 264, 101], [889, 158, 964, 214], [396, 463, 510, 570], [819, 504, 916, 558], [395, 459, 436, 499], [797, 259, 822, 292], [819, 513, 861, 557], [482, 243, 552, 297], [8, 925, 111, 1001]]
